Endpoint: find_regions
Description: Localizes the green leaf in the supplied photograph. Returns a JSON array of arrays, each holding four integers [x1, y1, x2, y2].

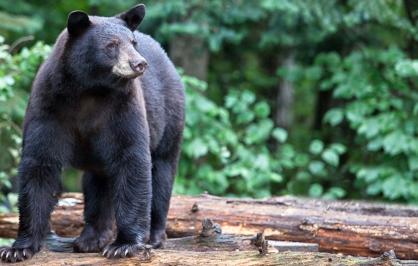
[[245, 120, 274, 144], [324, 108, 344, 126], [409, 156, 418, 171], [308, 161, 325, 175], [270, 173, 283, 182], [327, 187, 346, 198], [413, 103, 418, 115], [382, 175, 406, 200], [309, 140, 324, 155], [187, 138, 208, 158], [330, 143, 346, 154], [395, 59, 418, 77], [309, 183, 323, 198], [272, 128, 288, 143], [254, 102, 270, 118], [321, 149, 339, 167], [356, 168, 381, 183], [358, 119, 380, 139], [383, 131, 407, 155]]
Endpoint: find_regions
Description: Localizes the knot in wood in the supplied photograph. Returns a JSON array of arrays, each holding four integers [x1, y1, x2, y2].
[[200, 218, 222, 237], [251, 232, 269, 256], [191, 202, 199, 213]]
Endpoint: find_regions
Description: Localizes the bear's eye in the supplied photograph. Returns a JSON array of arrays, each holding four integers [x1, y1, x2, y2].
[[106, 42, 118, 50], [131, 39, 137, 46]]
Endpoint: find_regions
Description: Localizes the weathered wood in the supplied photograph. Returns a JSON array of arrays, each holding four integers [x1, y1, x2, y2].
[[167, 195, 418, 260], [38, 221, 412, 265], [4, 217, 413, 266], [44, 219, 318, 254], [12, 249, 405, 266], [8, 224, 411, 266], [1, 193, 418, 259]]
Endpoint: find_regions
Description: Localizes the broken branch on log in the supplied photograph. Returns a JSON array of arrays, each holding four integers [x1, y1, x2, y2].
[[1, 193, 418, 259]]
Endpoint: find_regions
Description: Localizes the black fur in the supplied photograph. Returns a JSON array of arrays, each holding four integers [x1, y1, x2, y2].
[[0, 4, 184, 263]]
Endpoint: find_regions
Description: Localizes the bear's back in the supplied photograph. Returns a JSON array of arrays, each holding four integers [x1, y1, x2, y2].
[[134, 32, 185, 153]]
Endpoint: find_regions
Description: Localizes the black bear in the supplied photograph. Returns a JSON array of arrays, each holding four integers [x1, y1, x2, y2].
[[0, 4, 184, 263]]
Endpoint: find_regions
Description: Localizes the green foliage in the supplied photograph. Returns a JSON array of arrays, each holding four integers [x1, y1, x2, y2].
[[0, 36, 51, 212], [280, 139, 347, 200], [176, 74, 348, 198], [314, 47, 418, 202], [177, 75, 285, 197], [143, 0, 263, 51]]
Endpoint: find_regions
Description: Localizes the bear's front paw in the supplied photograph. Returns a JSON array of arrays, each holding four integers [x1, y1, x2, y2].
[[74, 228, 113, 253], [0, 247, 33, 263], [102, 242, 152, 259]]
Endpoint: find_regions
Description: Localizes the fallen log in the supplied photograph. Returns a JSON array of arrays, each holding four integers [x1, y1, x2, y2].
[[12, 249, 406, 266], [1, 193, 418, 259], [7, 219, 413, 266]]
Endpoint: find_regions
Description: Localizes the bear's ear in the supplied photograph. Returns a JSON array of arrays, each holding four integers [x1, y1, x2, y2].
[[67, 11, 91, 36], [117, 4, 146, 31]]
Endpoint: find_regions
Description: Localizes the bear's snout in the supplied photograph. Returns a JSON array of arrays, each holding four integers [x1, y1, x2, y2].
[[130, 59, 148, 75], [111, 49, 148, 79]]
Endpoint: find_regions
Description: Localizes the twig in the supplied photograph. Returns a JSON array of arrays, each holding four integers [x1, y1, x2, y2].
[[8, 36, 34, 54]]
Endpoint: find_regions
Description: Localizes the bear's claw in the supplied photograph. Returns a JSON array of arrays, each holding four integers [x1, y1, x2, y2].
[[0, 247, 33, 263], [102, 242, 152, 259]]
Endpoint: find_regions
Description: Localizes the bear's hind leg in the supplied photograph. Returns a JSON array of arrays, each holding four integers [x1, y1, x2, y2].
[[74, 172, 113, 253], [149, 157, 177, 248], [149, 138, 182, 248]]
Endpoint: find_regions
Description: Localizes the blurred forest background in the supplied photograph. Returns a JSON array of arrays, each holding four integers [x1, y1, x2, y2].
[[0, 0, 418, 213]]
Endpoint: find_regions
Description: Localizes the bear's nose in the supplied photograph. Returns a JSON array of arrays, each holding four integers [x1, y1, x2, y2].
[[130, 60, 148, 74]]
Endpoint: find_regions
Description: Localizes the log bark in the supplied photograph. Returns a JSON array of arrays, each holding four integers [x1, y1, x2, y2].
[[1, 193, 418, 259]]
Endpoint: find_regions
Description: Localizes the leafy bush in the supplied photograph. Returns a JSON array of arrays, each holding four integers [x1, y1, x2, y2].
[[314, 48, 418, 202], [0, 36, 51, 212], [176, 74, 347, 198], [177, 75, 285, 197]]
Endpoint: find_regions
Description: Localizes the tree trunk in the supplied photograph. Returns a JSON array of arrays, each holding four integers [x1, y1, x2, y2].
[[275, 53, 295, 129], [404, 0, 418, 58], [1, 193, 418, 259], [169, 35, 209, 81]]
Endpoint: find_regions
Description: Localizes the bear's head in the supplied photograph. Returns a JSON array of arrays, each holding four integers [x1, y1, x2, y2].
[[64, 4, 148, 86]]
